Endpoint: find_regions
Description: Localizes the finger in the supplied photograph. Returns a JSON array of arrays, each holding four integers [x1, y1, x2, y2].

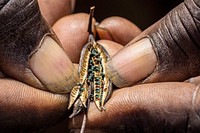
[[0, 0, 78, 93], [0, 79, 68, 132], [70, 82, 200, 132], [38, 0, 76, 26], [53, 13, 96, 63], [96, 16, 142, 45], [106, 0, 200, 87]]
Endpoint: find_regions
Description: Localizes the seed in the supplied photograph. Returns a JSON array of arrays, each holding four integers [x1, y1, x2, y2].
[[80, 88, 85, 92], [94, 66, 100, 72], [95, 77, 101, 81], [101, 73, 105, 79], [96, 57, 102, 62], [95, 95, 99, 99], [95, 81, 101, 85], [96, 88, 100, 93], [88, 75, 93, 81]]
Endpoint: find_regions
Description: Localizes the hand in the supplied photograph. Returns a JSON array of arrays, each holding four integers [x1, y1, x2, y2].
[[69, 0, 200, 132], [0, 0, 91, 132]]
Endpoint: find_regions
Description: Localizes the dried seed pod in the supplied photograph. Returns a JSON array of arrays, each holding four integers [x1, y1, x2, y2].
[[68, 39, 112, 116], [68, 7, 112, 132]]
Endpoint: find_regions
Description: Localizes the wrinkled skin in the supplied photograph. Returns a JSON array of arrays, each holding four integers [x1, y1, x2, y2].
[[1, 0, 200, 133]]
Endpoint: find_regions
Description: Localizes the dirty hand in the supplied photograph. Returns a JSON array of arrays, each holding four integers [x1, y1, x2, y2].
[[69, 0, 200, 132], [0, 0, 91, 132]]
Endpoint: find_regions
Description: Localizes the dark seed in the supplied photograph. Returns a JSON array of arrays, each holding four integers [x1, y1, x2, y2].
[[94, 66, 100, 72], [101, 73, 105, 79], [96, 88, 100, 93], [88, 75, 93, 81], [80, 88, 85, 92], [89, 59, 93, 64], [77, 83, 82, 86], [96, 58, 102, 62], [95, 81, 101, 85], [95, 77, 101, 81], [91, 49, 100, 57], [88, 68, 93, 72], [95, 95, 99, 99], [90, 94, 94, 100]]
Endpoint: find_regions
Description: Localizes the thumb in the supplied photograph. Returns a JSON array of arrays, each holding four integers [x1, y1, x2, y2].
[[0, 0, 78, 93], [104, 0, 200, 87]]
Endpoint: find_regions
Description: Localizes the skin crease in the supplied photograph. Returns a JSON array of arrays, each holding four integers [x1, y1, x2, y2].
[[1, 0, 200, 132]]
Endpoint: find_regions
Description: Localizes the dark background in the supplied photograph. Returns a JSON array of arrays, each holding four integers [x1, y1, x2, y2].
[[75, 0, 183, 30]]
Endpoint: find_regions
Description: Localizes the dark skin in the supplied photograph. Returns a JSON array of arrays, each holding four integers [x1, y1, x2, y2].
[[0, 0, 200, 132]]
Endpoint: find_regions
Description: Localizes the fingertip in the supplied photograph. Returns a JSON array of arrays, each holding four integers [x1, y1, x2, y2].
[[97, 16, 142, 45], [53, 13, 96, 63]]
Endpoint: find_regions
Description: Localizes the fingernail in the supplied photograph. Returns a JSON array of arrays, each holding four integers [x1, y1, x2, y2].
[[106, 38, 157, 87], [96, 25, 114, 41], [29, 36, 79, 93]]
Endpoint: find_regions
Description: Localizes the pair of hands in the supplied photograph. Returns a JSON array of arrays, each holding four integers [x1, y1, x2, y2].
[[0, 0, 200, 132]]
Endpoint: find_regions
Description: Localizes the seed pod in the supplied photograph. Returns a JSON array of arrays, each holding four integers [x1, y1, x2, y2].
[[68, 7, 112, 118]]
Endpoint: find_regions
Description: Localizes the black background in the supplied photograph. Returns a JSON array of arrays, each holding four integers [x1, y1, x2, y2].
[[75, 0, 183, 30]]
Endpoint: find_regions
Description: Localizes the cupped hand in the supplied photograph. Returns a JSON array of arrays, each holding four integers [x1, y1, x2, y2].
[[69, 0, 200, 132]]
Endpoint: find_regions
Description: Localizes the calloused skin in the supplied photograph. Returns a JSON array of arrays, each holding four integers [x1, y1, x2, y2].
[[1, 0, 200, 133]]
